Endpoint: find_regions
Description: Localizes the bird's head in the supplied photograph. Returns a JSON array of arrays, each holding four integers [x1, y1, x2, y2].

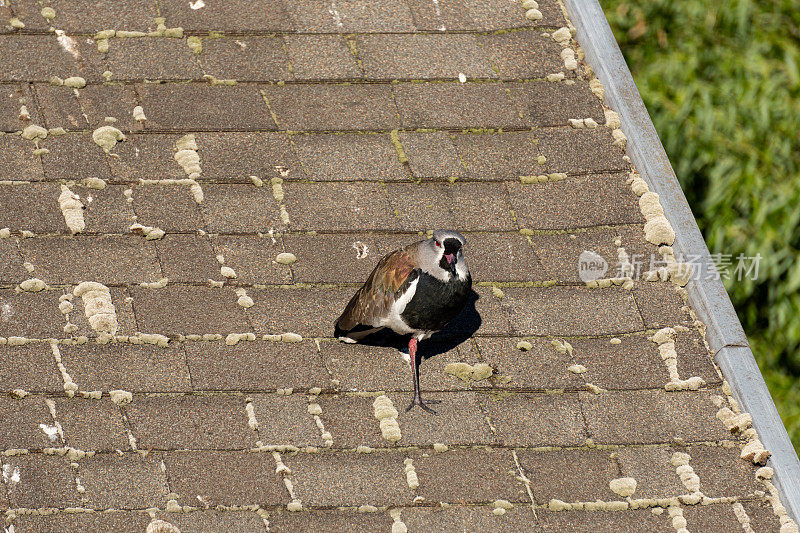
[[422, 230, 468, 280]]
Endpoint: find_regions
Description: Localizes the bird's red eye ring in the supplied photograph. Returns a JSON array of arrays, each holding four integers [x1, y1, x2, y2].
[[435, 241, 441, 247]]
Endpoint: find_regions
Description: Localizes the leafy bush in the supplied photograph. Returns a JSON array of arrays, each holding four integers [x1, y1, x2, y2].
[[601, 0, 800, 450]]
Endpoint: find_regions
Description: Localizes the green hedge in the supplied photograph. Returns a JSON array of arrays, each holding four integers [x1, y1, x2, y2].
[[601, 0, 800, 451]]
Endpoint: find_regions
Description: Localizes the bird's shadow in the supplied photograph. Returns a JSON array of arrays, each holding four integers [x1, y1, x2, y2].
[[352, 289, 482, 359]]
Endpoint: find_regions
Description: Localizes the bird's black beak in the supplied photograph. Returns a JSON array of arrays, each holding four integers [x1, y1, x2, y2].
[[440, 238, 462, 274], [440, 252, 457, 274]]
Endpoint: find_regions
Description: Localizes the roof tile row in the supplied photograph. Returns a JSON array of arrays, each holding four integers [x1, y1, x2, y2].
[[0, 280, 685, 339], [1, 31, 571, 82], [0, 328, 718, 394], [6, 0, 564, 33], [3, 227, 659, 285], [1, 178, 637, 234], [1, 129, 626, 183], [1, 444, 761, 509], [4, 81, 605, 130]]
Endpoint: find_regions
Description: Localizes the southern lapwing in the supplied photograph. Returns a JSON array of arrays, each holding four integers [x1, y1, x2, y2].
[[334, 230, 472, 413]]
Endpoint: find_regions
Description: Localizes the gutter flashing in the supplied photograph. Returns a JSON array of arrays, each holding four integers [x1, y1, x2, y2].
[[563, 0, 800, 520]]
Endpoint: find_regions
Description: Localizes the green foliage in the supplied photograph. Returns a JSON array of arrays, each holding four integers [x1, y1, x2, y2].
[[601, 0, 800, 450]]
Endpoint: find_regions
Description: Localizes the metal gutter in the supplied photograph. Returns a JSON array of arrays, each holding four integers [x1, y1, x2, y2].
[[563, 0, 800, 519]]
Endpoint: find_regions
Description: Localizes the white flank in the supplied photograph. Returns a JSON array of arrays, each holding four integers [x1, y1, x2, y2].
[[379, 277, 419, 334]]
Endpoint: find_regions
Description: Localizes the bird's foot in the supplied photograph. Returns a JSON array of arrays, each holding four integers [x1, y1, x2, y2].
[[406, 395, 441, 414]]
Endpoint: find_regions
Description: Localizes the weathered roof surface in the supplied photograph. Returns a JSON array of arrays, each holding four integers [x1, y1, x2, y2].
[[0, 0, 796, 532]]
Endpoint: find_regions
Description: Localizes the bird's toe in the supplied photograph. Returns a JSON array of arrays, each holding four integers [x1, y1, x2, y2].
[[406, 396, 440, 414]]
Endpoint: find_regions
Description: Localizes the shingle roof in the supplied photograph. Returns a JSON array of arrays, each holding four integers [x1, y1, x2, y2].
[[1, 0, 797, 531]]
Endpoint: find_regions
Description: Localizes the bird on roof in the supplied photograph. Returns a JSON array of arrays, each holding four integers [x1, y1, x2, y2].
[[334, 230, 472, 413]]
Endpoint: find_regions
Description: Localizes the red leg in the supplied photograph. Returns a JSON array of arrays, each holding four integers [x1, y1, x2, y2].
[[406, 337, 439, 414]]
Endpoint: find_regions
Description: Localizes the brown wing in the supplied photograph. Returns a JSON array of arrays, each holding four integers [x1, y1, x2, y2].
[[335, 244, 419, 332]]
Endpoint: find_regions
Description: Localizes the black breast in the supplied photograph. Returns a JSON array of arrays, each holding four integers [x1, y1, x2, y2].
[[401, 271, 472, 332]]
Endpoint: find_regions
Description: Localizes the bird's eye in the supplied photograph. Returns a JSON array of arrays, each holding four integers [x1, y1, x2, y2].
[[435, 241, 441, 247]]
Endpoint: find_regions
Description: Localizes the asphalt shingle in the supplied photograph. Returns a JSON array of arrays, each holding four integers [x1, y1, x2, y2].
[[12, 0, 158, 33], [158, 0, 291, 31], [394, 81, 525, 129], [58, 343, 192, 392], [199, 37, 291, 82], [0, 136, 43, 181], [261, 83, 399, 131], [357, 34, 496, 79]]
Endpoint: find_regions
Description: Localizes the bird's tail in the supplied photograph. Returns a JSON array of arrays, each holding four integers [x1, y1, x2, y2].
[[334, 323, 383, 342]]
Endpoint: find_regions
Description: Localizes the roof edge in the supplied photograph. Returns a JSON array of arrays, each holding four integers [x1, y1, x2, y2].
[[563, 0, 800, 520]]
